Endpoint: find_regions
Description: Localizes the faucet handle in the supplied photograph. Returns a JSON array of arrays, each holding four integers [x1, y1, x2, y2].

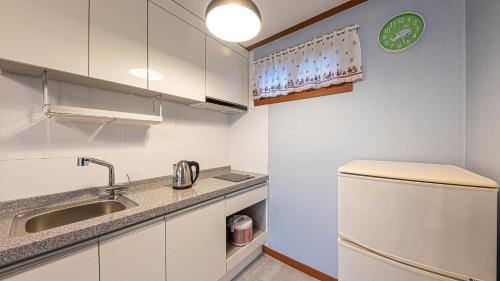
[[105, 184, 129, 199], [77, 157, 89, 166], [106, 184, 128, 192]]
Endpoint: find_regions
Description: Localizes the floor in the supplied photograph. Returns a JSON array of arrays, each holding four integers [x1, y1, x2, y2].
[[233, 254, 318, 281]]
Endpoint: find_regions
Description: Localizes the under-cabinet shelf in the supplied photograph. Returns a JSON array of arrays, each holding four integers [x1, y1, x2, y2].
[[226, 228, 267, 272], [226, 228, 266, 260], [44, 104, 163, 125], [39, 71, 162, 126], [225, 186, 268, 275]]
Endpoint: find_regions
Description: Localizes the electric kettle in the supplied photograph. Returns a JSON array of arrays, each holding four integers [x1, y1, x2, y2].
[[173, 160, 200, 189]]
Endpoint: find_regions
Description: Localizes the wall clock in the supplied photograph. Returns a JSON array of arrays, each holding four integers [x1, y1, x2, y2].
[[379, 12, 425, 53]]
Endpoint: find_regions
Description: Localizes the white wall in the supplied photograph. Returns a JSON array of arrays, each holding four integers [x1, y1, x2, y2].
[[229, 51, 268, 174], [228, 105, 268, 174], [0, 72, 230, 201], [254, 0, 466, 277]]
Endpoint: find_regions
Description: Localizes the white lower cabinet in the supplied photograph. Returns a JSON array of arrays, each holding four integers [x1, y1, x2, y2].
[[99, 220, 166, 281], [166, 200, 226, 281], [3, 246, 99, 281]]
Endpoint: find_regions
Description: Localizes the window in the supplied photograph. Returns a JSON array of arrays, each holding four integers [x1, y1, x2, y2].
[[252, 25, 363, 105]]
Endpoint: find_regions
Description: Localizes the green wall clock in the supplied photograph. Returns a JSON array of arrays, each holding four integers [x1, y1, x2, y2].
[[379, 12, 425, 53]]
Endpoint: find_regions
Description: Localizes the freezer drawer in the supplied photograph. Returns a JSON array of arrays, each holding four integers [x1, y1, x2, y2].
[[339, 239, 456, 281], [338, 174, 497, 281]]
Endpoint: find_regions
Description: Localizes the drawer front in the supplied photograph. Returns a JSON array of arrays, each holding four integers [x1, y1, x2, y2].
[[226, 185, 268, 216], [339, 240, 454, 281]]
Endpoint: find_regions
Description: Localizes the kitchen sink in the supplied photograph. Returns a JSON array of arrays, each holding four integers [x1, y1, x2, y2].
[[10, 196, 138, 237]]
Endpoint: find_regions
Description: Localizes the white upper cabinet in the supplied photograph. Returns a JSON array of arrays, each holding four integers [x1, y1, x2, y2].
[[89, 0, 148, 88], [0, 0, 89, 76], [172, 0, 210, 19], [3, 246, 99, 281], [166, 200, 226, 281], [100, 221, 166, 281], [206, 37, 249, 106], [148, 2, 206, 102]]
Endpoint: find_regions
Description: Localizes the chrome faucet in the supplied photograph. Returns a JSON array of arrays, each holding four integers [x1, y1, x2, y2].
[[77, 157, 128, 198]]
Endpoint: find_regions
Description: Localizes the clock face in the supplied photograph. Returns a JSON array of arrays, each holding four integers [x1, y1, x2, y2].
[[379, 12, 425, 52]]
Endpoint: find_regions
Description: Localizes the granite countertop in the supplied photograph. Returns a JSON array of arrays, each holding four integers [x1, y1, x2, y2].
[[0, 166, 268, 268]]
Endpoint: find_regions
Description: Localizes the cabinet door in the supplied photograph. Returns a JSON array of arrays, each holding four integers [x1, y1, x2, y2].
[[4, 246, 99, 281], [0, 0, 88, 76], [206, 37, 249, 106], [166, 200, 226, 281], [90, 0, 148, 88], [100, 221, 166, 281], [148, 2, 205, 102]]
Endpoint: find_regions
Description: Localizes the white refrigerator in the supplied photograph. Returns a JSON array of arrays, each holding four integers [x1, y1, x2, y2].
[[338, 160, 498, 281]]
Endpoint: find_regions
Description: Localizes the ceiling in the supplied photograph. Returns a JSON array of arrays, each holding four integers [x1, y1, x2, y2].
[[174, 0, 352, 47]]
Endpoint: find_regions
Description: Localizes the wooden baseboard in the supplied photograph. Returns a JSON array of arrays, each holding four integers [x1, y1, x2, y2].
[[262, 246, 338, 281]]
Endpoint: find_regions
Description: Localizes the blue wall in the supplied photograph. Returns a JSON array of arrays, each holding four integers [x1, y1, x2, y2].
[[465, 2, 500, 280], [465, 0, 500, 192], [254, 0, 466, 276]]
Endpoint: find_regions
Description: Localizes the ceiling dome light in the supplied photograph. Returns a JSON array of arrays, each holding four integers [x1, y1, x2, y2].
[[206, 0, 261, 42]]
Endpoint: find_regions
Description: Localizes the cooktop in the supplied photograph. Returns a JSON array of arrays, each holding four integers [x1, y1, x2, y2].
[[214, 173, 255, 183]]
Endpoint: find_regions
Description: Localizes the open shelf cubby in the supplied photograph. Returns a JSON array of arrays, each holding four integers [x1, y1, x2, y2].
[[225, 199, 268, 271]]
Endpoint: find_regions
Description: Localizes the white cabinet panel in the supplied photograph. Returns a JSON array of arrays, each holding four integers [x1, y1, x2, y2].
[[206, 37, 249, 106], [171, 0, 209, 20], [149, 2, 205, 102], [90, 0, 148, 88], [226, 185, 268, 216], [166, 200, 226, 281], [4, 246, 99, 281], [0, 0, 89, 76], [100, 221, 166, 281]]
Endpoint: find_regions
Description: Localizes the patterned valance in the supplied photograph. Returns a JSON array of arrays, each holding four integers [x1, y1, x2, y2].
[[252, 24, 363, 100]]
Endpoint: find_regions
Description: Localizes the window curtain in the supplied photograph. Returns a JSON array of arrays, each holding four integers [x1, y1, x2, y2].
[[252, 24, 363, 100]]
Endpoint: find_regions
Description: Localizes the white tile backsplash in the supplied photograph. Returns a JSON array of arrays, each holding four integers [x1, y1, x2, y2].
[[47, 119, 127, 158], [0, 113, 48, 160], [0, 73, 43, 115], [125, 152, 174, 181], [0, 158, 48, 200], [0, 73, 230, 201], [125, 101, 175, 155], [49, 80, 91, 108]]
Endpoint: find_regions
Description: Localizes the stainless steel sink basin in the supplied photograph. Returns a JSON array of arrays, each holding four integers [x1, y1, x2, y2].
[[10, 196, 138, 237]]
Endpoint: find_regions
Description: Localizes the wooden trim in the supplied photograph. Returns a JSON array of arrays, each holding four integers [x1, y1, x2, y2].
[[254, 82, 352, 106], [245, 0, 369, 51], [262, 246, 338, 281]]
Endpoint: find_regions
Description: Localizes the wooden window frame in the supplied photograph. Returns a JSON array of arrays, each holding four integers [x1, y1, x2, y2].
[[253, 82, 352, 106]]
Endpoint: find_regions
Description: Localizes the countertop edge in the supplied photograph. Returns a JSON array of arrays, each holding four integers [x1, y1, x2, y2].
[[0, 174, 268, 270]]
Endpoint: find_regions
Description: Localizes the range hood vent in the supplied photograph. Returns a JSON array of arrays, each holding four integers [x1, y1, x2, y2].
[[190, 97, 247, 114]]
